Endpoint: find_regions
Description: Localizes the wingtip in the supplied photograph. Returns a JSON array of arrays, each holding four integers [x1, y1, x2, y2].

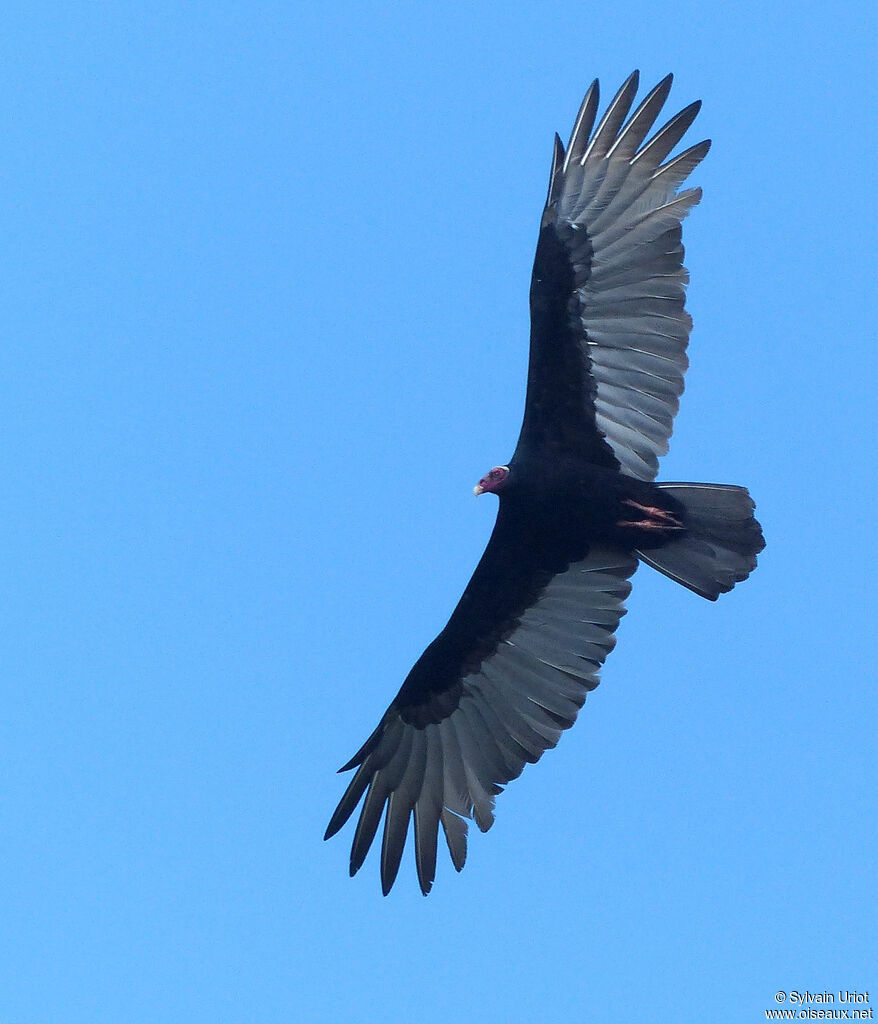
[[335, 713, 391, 772], [563, 80, 601, 170], [381, 853, 403, 896], [545, 132, 566, 208], [552, 132, 565, 171], [615, 69, 640, 105], [324, 810, 347, 842], [653, 72, 674, 103]]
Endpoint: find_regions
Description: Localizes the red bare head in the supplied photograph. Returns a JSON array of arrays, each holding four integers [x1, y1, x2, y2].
[[473, 465, 510, 497]]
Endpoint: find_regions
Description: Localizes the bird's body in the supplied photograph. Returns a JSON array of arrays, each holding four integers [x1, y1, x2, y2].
[[326, 72, 765, 894]]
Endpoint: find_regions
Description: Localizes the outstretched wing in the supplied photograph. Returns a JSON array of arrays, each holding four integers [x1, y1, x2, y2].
[[516, 71, 710, 479], [325, 503, 637, 895]]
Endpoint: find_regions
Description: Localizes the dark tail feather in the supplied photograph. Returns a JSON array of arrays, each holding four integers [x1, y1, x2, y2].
[[636, 483, 765, 601]]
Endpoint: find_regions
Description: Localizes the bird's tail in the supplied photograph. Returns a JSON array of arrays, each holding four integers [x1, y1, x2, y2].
[[636, 483, 765, 601]]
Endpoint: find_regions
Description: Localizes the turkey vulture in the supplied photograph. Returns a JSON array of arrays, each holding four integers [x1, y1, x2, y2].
[[325, 72, 764, 895]]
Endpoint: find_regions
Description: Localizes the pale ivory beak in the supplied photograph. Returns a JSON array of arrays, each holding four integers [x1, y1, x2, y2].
[[473, 483, 485, 496]]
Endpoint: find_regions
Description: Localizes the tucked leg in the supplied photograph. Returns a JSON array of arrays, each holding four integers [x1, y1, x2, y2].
[[617, 499, 684, 531]]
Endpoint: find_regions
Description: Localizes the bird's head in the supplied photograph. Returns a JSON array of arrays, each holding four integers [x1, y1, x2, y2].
[[473, 465, 510, 497]]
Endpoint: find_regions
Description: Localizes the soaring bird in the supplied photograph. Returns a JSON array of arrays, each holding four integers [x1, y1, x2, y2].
[[325, 72, 765, 895]]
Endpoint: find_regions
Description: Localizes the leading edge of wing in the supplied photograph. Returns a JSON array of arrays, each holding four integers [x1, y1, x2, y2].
[[522, 72, 711, 480]]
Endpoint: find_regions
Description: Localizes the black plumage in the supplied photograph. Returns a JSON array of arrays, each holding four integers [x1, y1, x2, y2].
[[325, 72, 765, 895]]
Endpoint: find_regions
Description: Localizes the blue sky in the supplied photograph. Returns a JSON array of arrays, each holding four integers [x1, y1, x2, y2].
[[2, 2, 876, 1022]]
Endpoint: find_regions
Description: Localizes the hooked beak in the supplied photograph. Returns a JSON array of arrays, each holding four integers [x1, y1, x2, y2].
[[473, 483, 485, 497]]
